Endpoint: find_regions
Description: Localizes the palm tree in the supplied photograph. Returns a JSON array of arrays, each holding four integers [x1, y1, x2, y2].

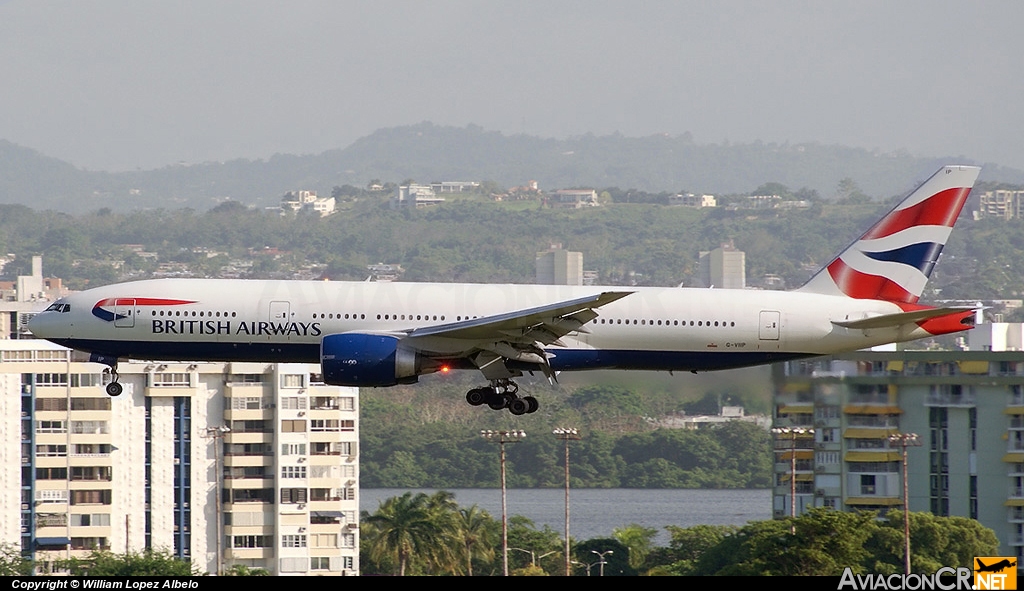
[[453, 505, 497, 576], [612, 523, 659, 571], [363, 492, 455, 576]]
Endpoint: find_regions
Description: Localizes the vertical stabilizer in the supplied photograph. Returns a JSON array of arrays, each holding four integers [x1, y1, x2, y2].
[[797, 165, 980, 303]]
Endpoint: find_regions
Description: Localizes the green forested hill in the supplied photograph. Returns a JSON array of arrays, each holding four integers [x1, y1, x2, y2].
[[3, 192, 1024, 302]]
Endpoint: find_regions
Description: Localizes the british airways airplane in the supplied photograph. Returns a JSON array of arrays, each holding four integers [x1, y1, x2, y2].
[[29, 165, 980, 415]]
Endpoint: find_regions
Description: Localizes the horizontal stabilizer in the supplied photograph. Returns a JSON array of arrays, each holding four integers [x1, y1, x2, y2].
[[832, 307, 974, 330]]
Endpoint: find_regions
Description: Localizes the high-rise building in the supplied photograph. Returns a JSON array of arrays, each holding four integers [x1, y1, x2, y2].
[[977, 190, 1024, 220], [2, 340, 359, 575], [536, 246, 583, 286], [698, 241, 746, 289], [771, 327, 1024, 560]]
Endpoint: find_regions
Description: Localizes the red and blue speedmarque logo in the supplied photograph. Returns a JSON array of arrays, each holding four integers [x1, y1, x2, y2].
[[92, 298, 197, 322]]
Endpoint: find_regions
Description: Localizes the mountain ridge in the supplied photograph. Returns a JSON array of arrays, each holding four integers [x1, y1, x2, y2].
[[2, 124, 1022, 212]]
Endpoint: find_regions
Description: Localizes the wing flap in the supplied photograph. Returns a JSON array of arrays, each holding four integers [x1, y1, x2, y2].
[[405, 291, 631, 341]]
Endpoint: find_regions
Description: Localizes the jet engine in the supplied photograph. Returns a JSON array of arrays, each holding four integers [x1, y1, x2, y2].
[[320, 333, 420, 387]]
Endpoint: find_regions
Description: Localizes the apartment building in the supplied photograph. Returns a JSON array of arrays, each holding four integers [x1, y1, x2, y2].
[[2, 340, 359, 575], [771, 333, 1024, 559]]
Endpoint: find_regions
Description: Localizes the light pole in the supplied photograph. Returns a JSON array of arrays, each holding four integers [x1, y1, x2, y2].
[[591, 549, 613, 576], [481, 429, 525, 576], [771, 426, 814, 533], [889, 432, 921, 575], [510, 548, 557, 568], [202, 425, 231, 576], [553, 427, 580, 577]]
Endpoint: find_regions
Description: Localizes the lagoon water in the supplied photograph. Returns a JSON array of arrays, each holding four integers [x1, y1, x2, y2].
[[361, 488, 771, 545]]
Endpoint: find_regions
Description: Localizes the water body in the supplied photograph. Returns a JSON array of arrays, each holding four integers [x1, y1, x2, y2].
[[361, 488, 771, 545]]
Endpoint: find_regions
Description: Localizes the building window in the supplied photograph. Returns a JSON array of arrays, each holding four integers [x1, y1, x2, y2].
[[280, 443, 307, 456], [281, 466, 306, 479], [281, 535, 307, 548], [36, 490, 69, 504], [71, 374, 103, 387], [36, 513, 68, 528], [281, 374, 304, 388], [280, 488, 308, 504], [71, 421, 109, 435], [36, 420, 66, 433], [280, 397, 307, 410], [312, 534, 338, 548], [35, 398, 68, 411], [281, 420, 306, 433], [232, 535, 272, 548], [36, 467, 68, 480], [70, 490, 113, 505], [151, 372, 190, 387], [230, 397, 271, 410], [35, 373, 69, 386], [70, 398, 111, 411], [311, 419, 340, 432], [36, 444, 67, 457], [73, 444, 112, 456], [71, 513, 111, 527], [860, 475, 876, 495], [226, 488, 273, 503], [229, 374, 264, 384], [71, 466, 113, 481], [71, 537, 109, 551]]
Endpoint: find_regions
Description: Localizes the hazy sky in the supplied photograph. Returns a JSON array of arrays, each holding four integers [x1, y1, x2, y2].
[[1, 1, 1022, 172]]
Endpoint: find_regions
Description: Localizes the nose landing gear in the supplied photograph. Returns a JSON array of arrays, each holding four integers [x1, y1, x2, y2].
[[104, 367, 123, 397], [465, 379, 539, 415]]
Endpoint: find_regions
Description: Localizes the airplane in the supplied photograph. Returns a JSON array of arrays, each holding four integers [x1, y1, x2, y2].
[[976, 558, 1016, 573], [28, 165, 981, 415]]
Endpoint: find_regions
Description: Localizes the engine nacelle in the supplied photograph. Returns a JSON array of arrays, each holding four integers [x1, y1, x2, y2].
[[320, 333, 420, 387]]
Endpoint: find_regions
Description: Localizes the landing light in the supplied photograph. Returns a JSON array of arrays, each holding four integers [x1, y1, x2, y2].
[[440, 365, 451, 374]]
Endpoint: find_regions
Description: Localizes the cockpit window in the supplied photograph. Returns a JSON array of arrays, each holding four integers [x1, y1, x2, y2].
[[44, 303, 71, 313]]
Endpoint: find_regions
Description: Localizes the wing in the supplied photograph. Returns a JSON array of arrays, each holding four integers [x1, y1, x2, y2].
[[403, 291, 632, 381]]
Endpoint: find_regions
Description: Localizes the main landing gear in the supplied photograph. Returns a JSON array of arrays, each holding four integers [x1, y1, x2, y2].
[[103, 366, 123, 397], [466, 379, 539, 416]]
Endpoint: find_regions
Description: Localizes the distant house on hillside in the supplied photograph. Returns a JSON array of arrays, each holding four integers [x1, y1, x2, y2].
[[430, 181, 480, 193], [549, 189, 599, 209], [669, 193, 717, 208], [280, 190, 336, 217], [392, 184, 446, 208], [650, 406, 771, 430]]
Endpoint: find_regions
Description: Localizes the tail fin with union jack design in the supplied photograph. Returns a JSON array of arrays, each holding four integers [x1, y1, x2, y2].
[[797, 165, 981, 303]]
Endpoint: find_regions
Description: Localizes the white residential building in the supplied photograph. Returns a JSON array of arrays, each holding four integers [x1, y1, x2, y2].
[[2, 340, 359, 575]]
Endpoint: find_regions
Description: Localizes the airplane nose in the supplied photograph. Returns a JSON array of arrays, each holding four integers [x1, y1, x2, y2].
[[28, 311, 60, 339], [27, 313, 47, 337]]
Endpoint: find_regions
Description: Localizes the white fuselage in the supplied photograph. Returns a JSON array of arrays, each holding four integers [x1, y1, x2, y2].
[[29, 278, 919, 373]]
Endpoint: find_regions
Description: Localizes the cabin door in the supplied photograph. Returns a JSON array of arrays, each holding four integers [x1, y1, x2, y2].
[[269, 301, 291, 323], [114, 299, 136, 328], [759, 310, 780, 340]]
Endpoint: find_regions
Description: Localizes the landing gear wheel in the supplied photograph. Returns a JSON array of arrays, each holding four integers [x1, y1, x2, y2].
[[466, 388, 487, 406], [523, 396, 539, 414], [103, 365, 122, 397], [508, 398, 530, 416], [486, 391, 508, 410]]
